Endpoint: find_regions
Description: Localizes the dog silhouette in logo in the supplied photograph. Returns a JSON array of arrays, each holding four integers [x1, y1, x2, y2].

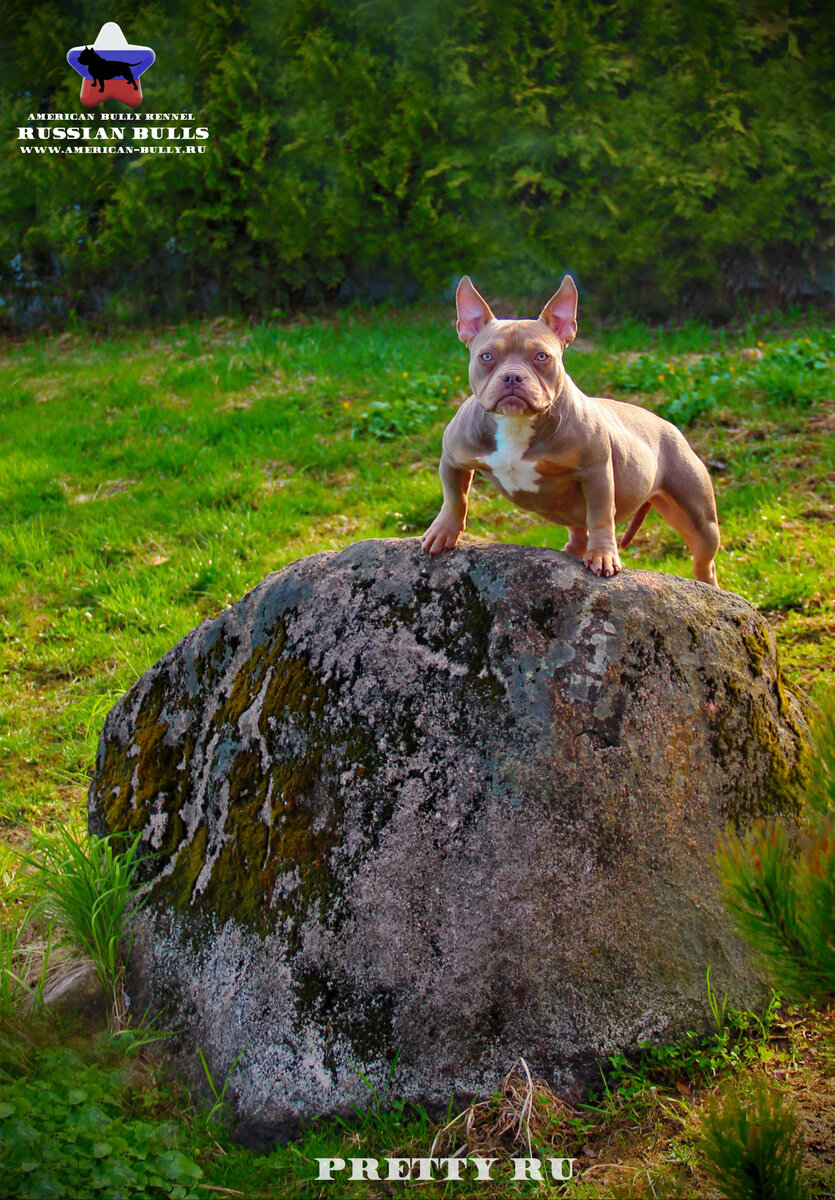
[[77, 46, 142, 93]]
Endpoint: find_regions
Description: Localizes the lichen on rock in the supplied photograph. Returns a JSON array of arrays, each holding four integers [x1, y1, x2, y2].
[[88, 537, 808, 1145]]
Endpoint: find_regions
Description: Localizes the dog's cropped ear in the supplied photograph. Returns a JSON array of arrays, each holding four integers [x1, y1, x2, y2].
[[456, 276, 495, 345], [539, 275, 578, 344]]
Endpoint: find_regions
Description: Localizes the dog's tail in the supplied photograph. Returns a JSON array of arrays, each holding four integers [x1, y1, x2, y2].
[[619, 501, 652, 549]]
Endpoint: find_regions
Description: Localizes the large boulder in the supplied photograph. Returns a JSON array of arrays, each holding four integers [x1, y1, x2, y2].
[[89, 539, 806, 1145]]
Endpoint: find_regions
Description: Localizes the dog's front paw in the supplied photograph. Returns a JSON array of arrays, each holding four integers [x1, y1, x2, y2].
[[421, 514, 464, 556], [583, 548, 623, 578]]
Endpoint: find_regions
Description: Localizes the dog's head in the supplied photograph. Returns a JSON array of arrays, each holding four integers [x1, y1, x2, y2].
[[455, 276, 578, 416], [78, 46, 96, 66]]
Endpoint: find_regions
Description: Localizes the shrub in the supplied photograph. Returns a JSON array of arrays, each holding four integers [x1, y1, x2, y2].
[[699, 1076, 810, 1200], [716, 707, 835, 1003], [2, 0, 834, 324]]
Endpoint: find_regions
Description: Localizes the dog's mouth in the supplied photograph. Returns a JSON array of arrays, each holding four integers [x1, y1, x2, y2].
[[493, 394, 531, 414]]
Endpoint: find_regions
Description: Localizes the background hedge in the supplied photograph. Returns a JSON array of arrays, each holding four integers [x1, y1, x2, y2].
[[1, 0, 833, 326]]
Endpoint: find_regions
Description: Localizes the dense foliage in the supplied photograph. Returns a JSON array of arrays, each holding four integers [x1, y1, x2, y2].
[[0, 1047, 203, 1200], [1, 0, 833, 326]]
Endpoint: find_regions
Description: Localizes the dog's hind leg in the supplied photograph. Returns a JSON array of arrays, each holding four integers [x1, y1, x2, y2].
[[651, 491, 720, 586]]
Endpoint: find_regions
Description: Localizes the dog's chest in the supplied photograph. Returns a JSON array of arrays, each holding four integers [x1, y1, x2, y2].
[[481, 417, 540, 493]]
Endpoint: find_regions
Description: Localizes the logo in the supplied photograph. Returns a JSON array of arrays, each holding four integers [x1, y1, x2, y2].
[[18, 23, 206, 157], [67, 21, 154, 108]]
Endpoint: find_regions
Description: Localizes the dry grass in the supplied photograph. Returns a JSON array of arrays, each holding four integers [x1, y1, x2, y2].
[[418, 1007, 835, 1197], [430, 1058, 574, 1162]]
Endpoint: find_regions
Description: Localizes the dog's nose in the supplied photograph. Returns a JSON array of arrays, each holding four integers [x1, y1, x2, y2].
[[502, 371, 524, 386]]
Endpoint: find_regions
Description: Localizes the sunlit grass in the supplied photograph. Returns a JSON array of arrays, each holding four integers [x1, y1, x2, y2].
[[0, 303, 834, 1198], [0, 306, 833, 835]]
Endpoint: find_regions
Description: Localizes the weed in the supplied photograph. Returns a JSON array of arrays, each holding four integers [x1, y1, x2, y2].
[[197, 1045, 245, 1130], [0, 919, 51, 1020], [331, 1052, 428, 1145], [752, 363, 824, 408], [605, 977, 782, 1101], [656, 385, 714, 427], [0, 1047, 203, 1200], [350, 371, 460, 440], [603, 336, 835, 431]]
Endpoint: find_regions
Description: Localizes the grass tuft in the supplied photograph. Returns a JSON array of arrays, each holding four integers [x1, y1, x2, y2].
[[430, 1057, 573, 1162], [15, 829, 149, 1029]]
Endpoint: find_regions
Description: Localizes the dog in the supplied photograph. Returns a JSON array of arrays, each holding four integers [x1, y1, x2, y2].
[[421, 276, 720, 585], [77, 46, 141, 93]]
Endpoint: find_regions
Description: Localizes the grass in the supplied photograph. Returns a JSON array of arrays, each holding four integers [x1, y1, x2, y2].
[[1, 305, 833, 828], [1, 990, 832, 1197], [1, 301, 834, 1196], [14, 829, 148, 1029], [2, 305, 835, 827]]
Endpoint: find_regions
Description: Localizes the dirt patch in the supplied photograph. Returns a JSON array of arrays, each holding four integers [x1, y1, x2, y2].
[[60, 478, 134, 504]]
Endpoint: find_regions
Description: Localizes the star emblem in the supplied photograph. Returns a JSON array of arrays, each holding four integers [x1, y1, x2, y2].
[[67, 22, 155, 108]]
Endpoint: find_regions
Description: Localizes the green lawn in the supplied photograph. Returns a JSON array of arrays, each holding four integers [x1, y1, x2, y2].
[[1, 305, 833, 831], [1, 305, 834, 1197]]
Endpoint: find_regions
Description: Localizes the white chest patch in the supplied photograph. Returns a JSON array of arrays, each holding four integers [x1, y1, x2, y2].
[[483, 415, 540, 493]]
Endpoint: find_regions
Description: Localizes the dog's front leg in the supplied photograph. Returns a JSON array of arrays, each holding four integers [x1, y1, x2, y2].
[[421, 457, 473, 555], [580, 462, 622, 578]]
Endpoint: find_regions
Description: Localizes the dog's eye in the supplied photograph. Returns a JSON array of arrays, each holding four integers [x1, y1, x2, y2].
[[535, 352, 549, 362], [480, 352, 493, 362]]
